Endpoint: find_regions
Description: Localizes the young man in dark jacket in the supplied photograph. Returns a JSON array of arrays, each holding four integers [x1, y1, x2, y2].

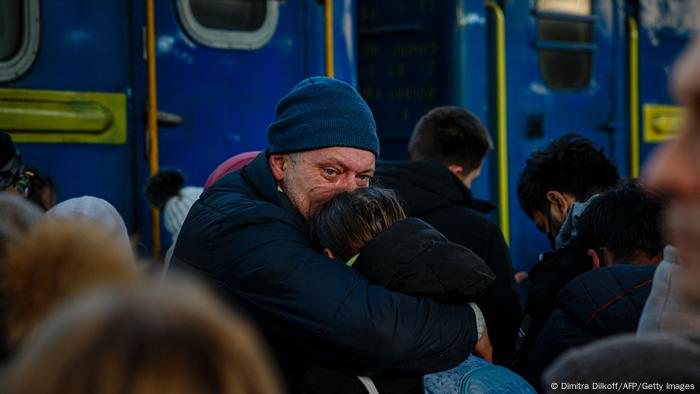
[[376, 106, 522, 365], [513, 134, 620, 372], [525, 181, 663, 390], [171, 78, 483, 391]]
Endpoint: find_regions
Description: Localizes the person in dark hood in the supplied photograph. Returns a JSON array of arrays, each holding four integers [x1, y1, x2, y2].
[[376, 106, 521, 365], [513, 133, 620, 373], [525, 181, 663, 390], [304, 187, 496, 393], [171, 78, 483, 392]]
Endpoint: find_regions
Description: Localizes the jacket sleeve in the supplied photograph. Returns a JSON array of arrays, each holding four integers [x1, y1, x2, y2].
[[176, 203, 478, 375]]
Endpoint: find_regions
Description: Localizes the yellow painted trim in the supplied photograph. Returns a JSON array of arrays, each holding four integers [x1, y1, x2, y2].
[[146, 0, 161, 257], [628, 17, 640, 178], [643, 104, 684, 143], [485, 0, 510, 245], [0, 88, 126, 144], [324, 0, 335, 77]]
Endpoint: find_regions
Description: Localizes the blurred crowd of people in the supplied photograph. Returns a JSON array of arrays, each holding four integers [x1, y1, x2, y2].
[[2, 36, 700, 394]]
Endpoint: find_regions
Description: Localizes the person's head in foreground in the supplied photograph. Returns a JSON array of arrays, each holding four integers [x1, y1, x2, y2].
[[4, 279, 283, 394], [2, 219, 138, 349], [646, 37, 700, 305], [266, 77, 379, 219]]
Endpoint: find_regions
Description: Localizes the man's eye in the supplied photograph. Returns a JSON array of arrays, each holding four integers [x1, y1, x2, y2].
[[358, 175, 372, 181], [324, 168, 338, 176]]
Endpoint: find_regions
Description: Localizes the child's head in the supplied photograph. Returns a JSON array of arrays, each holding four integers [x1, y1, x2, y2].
[[311, 187, 406, 261]]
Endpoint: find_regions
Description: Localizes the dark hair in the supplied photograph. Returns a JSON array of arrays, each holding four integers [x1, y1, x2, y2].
[[24, 167, 57, 211], [145, 170, 185, 209], [577, 180, 665, 262], [408, 106, 493, 174], [310, 188, 406, 261], [517, 133, 620, 218]]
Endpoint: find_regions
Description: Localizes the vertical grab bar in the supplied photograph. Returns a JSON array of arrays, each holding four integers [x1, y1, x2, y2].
[[146, 0, 161, 257], [628, 16, 640, 178], [325, 0, 335, 77], [485, 1, 510, 245]]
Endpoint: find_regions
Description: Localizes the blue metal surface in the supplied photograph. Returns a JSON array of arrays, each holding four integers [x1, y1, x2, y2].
[[0, 0, 688, 263], [2, 0, 137, 229]]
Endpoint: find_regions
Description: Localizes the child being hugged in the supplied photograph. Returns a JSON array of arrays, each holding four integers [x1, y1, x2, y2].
[[308, 187, 534, 394], [311, 187, 495, 307]]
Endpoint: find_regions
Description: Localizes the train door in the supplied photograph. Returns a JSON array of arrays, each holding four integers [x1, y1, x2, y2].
[[496, 0, 629, 272], [0, 1, 138, 228]]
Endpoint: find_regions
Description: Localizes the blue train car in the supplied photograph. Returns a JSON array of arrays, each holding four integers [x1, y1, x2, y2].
[[357, 0, 694, 272], [0, 0, 356, 254], [0, 0, 693, 266]]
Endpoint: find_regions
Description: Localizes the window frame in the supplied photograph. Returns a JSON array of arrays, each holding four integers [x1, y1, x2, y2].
[[0, 0, 40, 82], [176, 0, 279, 50], [533, 0, 596, 91]]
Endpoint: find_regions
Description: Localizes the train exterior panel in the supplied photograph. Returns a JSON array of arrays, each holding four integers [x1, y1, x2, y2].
[[0, 0, 694, 267]]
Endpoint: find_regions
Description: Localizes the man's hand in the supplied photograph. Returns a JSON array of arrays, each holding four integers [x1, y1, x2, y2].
[[474, 326, 493, 363]]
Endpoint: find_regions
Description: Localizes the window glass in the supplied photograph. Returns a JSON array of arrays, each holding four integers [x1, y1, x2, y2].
[[536, 0, 593, 90], [538, 18, 592, 42], [190, 0, 266, 32], [176, 0, 278, 50], [0, 0, 22, 61], [539, 49, 592, 90], [0, 0, 39, 82], [537, 0, 591, 16]]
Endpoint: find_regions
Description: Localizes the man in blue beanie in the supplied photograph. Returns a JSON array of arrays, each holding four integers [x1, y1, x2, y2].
[[172, 77, 483, 392]]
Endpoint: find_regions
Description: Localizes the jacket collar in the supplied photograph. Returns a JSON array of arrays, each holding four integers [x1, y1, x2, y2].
[[241, 149, 307, 229]]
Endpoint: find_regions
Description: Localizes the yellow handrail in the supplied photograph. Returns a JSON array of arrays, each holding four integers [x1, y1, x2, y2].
[[485, 1, 510, 245], [324, 0, 335, 77], [146, 0, 161, 257], [628, 17, 640, 178]]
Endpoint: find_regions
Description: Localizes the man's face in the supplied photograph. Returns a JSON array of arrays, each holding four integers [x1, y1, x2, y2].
[[270, 147, 375, 219], [532, 207, 562, 249], [644, 38, 700, 297]]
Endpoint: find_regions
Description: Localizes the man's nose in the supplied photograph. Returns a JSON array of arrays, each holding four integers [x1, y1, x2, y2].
[[644, 136, 700, 199]]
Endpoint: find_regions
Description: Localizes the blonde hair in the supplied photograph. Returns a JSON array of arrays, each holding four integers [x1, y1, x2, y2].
[[5, 279, 283, 394], [2, 218, 138, 346]]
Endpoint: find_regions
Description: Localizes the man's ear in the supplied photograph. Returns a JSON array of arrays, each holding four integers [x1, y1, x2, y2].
[[269, 154, 287, 182], [322, 248, 335, 259], [546, 190, 571, 221], [447, 164, 464, 178], [587, 248, 601, 269]]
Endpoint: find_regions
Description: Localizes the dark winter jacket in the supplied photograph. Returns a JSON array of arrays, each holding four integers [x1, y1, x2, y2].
[[171, 152, 479, 391], [353, 217, 496, 303], [376, 160, 522, 365], [303, 218, 496, 394], [525, 264, 656, 391], [512, 242, 593, 373]]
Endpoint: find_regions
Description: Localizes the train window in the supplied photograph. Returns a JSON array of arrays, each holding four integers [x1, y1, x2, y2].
[[176, 0, 279, 50], [536, 0, 590, 16], [0, 0, 40, 82], [536, 0, 593, 90]]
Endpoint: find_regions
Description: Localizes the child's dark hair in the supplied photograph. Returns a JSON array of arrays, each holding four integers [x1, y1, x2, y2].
[[517, 133, 619, 218], [577, 180, 665, 262], [311, 188, 407, 261]]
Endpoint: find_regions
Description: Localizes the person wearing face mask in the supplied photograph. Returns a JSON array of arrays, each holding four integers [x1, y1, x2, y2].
[[511, 133, 619, 374]]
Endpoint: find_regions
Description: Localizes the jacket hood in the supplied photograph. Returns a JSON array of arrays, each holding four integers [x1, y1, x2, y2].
[[558, 264, 656, 335], [375, 160, 494, 215], [353, 217, 496, 302]]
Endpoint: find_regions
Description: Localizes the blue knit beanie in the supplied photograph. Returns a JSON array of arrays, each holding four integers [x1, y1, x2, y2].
[[267, 77, 379, 156]]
